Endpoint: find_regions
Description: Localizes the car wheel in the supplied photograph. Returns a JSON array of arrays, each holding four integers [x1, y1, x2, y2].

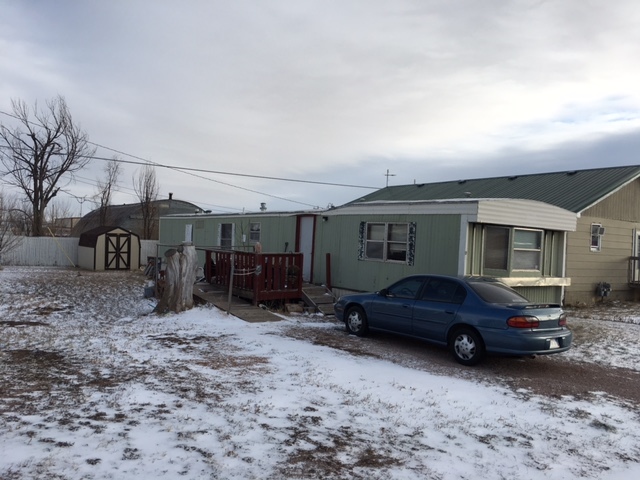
[[450, 327, 485, 366], [345, 306, 368, 337]]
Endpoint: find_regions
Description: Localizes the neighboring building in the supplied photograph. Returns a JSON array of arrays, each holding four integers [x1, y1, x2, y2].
[[44, 217, 81, 236], [71, 194, 203, 240]]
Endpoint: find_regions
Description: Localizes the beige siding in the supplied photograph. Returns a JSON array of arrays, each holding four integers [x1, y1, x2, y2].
[[564, 179, 640, 304], [582, 179, 640, 221], [565, 216, 640, 304]]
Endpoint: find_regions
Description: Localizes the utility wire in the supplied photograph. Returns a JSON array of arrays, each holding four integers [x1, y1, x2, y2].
[[1, 108, 377, 210]]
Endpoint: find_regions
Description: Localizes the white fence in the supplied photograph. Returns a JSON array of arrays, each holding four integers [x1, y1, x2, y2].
[[1, 236, 158, 267]]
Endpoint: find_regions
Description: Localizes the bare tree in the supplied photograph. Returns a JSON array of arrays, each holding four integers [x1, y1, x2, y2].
[[0, 96, 96, 236], [0, 189, 23, 263], [134, 164, 159, 239], [95, 157, 122, 226]]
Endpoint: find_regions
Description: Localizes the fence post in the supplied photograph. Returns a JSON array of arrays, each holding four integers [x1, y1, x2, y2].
[[227, 252, 235, 314]]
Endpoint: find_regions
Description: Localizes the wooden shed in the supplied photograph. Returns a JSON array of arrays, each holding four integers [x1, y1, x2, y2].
[[78, 226, 141, 271]]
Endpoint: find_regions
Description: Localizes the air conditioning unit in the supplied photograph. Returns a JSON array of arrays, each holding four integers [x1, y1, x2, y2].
[[598, 227, 606, 235]]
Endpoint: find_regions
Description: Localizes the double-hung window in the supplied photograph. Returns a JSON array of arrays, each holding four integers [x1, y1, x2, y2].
[[249, 222, 261, 243], [483, 226, 542, 274]]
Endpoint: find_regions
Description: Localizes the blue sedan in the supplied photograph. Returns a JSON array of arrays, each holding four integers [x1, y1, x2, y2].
[[333, 275, 572, 366]]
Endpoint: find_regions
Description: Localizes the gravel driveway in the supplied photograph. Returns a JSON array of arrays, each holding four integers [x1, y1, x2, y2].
[[281, 315, 640, 406]]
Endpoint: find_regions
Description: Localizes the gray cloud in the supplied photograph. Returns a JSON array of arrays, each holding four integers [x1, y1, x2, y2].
[[1, 0, 640, 213]]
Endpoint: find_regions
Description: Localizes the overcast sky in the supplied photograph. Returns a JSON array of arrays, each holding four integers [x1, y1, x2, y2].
[[2, 0, 640, 215]]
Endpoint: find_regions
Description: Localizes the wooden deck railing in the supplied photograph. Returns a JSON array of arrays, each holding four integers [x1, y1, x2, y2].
[[205, 249, 303, 304]]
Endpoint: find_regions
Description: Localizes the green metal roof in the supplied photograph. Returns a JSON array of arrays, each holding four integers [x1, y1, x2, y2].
[[349, 165, 640, 213]]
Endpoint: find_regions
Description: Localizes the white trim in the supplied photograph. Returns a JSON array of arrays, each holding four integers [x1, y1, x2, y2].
[[497, 277, 571, 287], [327, 198, 577, 232], [458, 216, 470, 276]]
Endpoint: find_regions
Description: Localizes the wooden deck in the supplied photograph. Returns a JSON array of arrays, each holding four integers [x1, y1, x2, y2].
[[193, 282, 283, 323]]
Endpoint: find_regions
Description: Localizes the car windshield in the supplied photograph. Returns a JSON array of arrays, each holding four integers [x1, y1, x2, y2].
[[468, 282, 530, 304]]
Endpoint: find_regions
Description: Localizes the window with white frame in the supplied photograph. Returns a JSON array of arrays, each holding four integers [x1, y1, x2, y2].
[[513, 229, 542, 270], [483, 226, 543, 273], [249, 222, 261, 243], [590, 223, 604, 252], [364, 222, 408, 262]]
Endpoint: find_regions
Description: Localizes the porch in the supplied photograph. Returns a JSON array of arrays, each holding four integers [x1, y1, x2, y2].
[[204, 249, 303, 305]]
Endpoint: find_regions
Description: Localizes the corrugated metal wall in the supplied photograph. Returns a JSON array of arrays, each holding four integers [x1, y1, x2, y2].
[[1, 236, 156, 268], [313, 213, 462, 292]]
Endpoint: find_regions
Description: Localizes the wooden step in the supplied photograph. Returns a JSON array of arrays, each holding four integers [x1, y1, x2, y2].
[[301, 284, 336, 315]]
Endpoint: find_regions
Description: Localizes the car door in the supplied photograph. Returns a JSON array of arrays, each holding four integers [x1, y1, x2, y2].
[[412, 277, 466, 342], [369, 276, 425, 334]]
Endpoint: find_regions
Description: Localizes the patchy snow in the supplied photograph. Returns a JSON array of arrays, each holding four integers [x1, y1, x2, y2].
[[1, 267, 640, 479]]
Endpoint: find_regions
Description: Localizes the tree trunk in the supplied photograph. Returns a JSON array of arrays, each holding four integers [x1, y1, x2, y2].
[[155, 243, 197, 313]]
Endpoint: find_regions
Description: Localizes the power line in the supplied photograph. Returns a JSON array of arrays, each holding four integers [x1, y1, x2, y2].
[[87, 148, 376, 190], [1, 108, 378, 209]]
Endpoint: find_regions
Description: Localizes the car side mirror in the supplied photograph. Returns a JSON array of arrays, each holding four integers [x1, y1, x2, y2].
[[378, 288, 388, 297]]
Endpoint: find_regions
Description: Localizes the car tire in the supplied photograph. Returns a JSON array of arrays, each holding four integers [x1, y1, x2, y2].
[[450, 327, 485, 366], [345, 306, 369, 337]]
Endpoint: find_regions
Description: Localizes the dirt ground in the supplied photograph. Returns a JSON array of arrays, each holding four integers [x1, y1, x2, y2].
[[3, 266, 639, 408], [282, 311, 640, 406]]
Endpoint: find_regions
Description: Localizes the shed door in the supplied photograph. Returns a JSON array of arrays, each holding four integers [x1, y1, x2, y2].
[[105, 233, 131, 270]]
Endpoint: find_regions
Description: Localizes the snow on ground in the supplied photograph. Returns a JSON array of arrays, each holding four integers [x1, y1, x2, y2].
[[1, 266, 640, 479]]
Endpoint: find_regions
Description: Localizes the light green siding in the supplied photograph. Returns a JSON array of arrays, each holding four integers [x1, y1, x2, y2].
[[513, 286, 562, 304], [313, 214, 461, 292], [159, 214, 300, 266]]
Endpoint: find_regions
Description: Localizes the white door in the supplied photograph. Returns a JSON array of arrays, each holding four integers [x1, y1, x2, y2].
[[298, 216, 314, 282]]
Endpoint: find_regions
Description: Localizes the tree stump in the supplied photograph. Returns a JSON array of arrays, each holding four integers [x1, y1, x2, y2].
[[155, 243, 197, 313]]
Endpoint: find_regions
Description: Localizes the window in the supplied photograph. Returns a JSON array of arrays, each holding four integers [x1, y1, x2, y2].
[[358, 221, 416, 265], [590, 223, 604, 252], [365, 223, 408, 262], [484, 226, 509, 270], [513, 229, 542, 270], [387, 276, 424, 299], [468, 281, 529, 304], [421, 278, 467, 304], [483, 226, 543, 273], [249, 222, 261, 243]]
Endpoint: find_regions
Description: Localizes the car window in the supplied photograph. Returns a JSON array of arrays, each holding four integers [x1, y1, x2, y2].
[[387, 277, 424, 299], [468, 282, 529, 304], [421, 279, 467, 304]]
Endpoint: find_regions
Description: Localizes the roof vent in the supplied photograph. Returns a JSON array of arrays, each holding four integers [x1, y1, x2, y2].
[[458, 180, 467, 184], [508, 176, 518, 180], [464, 192, 472, 198], [566, 171, 577, 176]]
